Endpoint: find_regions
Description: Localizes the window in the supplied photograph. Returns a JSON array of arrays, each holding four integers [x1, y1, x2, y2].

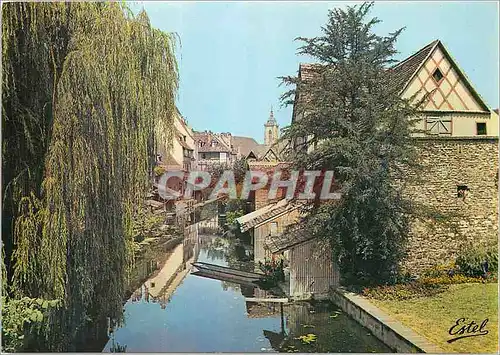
[[199, 141, 205, 147], [270, 222, 278, 236], [476, 122, 487, 135], [432, 68, 444, 84], [426, 116, 451, 136], [457, 185, 469, 199], [202, 153, 206, 159], [183, 148, 193, 158]]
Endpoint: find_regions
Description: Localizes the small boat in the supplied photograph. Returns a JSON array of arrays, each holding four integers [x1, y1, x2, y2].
[[191, 262, 264, 285]]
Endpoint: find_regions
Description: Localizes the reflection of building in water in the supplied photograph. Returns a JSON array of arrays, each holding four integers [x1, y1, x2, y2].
[[197, 214, 219, 234], [130, 223, 201, 309], [246, 302, 280, 318], [183, 223, 200, 263], [244, 288, 285, 319], [284, 302, 312, 335], [130, 286, 143, 303]]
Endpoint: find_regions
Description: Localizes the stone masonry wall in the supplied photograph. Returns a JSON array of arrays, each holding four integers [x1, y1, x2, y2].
[[402, 137, 498, 273]]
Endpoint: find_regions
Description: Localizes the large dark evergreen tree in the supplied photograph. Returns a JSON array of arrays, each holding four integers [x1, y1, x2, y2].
[[280, 2, 424, 285]]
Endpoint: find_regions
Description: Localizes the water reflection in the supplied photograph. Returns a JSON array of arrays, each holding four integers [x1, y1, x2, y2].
[[103, 228, 391, 353]]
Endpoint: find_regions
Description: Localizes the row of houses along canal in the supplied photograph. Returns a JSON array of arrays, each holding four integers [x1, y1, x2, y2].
[[100, 199, 391, 353]]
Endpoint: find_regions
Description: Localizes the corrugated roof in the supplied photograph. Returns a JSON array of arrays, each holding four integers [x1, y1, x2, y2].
[[236, 199, 302, 233], [264, 231, 315, 254]]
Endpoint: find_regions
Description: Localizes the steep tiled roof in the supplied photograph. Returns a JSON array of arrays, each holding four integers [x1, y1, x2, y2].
[[194, 131, 232, 153], [232, 136, 260, 157], [388, 40, 438, 93], [176, 135, 193, 150], [298, 39, 491, 113], [298, 40, 439, 94], [236, 199, 302, 233]]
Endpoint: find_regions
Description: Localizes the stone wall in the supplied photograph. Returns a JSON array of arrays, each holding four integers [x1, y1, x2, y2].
[[330, 288, 443, 353], [402, 137, 498, 273]]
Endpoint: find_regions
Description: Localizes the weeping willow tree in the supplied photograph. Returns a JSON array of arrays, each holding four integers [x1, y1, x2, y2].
[[2, 2, 178, 351]]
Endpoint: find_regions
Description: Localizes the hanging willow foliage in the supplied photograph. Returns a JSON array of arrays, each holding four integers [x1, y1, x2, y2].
[[2, 2, 178, 350]]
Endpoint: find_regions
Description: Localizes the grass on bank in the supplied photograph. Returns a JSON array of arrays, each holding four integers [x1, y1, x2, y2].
[[371, 283, 498, 353]]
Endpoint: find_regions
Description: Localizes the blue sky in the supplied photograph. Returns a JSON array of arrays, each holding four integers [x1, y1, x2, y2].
[[132, 1, 499, 143]]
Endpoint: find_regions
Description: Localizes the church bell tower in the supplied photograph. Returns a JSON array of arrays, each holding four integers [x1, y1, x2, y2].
[[264, 108, 279, 146]]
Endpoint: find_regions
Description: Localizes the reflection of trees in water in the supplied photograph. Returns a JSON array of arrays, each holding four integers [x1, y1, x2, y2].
[[109, 341, 127, 353], [205, 237, 253, 266], [195, 201, 218, 222], [261, 301, 390, 353], [202, 236, 255, 293]]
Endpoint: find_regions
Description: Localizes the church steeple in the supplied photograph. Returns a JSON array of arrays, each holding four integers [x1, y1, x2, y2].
[[264, 107, 279, 146], [266, 107, 277, 125]]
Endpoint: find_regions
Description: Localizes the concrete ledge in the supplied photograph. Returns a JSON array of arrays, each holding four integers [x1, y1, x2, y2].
[[330, 288, 444, 353]]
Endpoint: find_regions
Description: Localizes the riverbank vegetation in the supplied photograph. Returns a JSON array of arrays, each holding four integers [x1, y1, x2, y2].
[[2, 2, 178, 351], [362, 244, 498, 300]]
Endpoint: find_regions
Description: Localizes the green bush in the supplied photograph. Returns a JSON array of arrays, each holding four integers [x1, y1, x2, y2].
[[455, 245, 498, 278], [362, 282, 445, 301], [226, 209, 245, 225], [419, 274, 484, 286], [1, 296, 61, 352], [153, 165, 166, 177], [363, 260, 495, 301], [422, 261, 457, 278]]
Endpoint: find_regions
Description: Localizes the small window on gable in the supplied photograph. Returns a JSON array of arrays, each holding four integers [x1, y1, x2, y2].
[[432, 68, 444, 83], [476, 122, 487, 135]]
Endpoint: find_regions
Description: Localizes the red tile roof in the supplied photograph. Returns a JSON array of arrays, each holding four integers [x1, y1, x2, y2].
[[194, 131, 232, 153], [389, 40, 438, 93], [298, 40, 439, 95], [297, 39, 490, 111], [232, 136, 260, 157]]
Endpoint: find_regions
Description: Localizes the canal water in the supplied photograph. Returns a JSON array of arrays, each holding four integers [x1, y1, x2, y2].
[[102, 229, 391, 352]]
